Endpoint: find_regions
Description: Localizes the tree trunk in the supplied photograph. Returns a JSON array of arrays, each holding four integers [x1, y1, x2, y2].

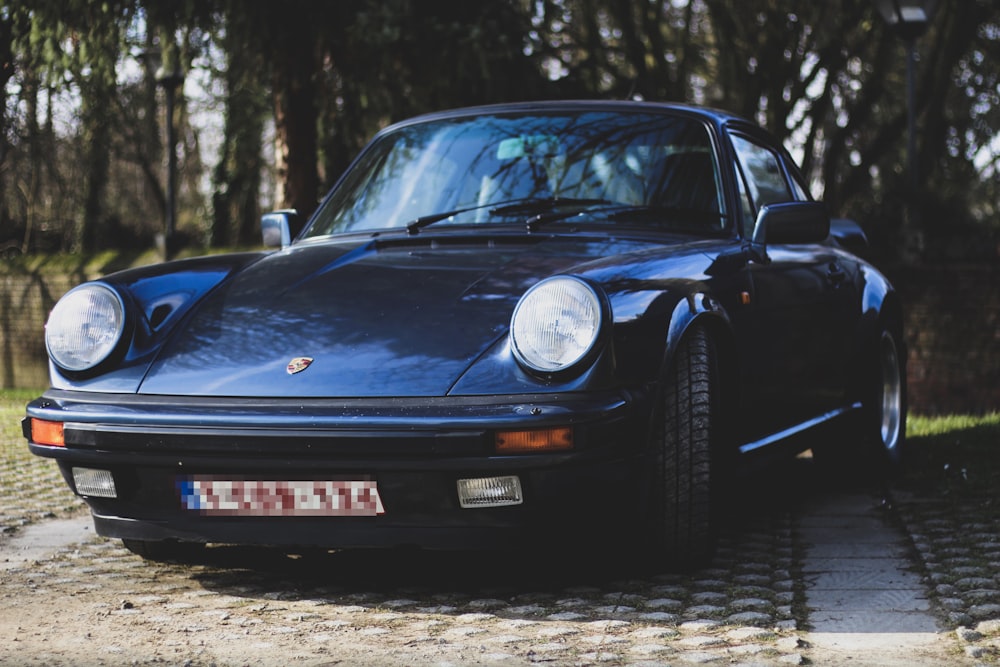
[[78, 86, 114, 252], [75, 6, 123, 253], [212, 8, 268, 248], [271, 5, 319, 221]]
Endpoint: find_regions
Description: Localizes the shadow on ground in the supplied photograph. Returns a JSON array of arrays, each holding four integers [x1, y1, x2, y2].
[[174, 452, 887, 606]]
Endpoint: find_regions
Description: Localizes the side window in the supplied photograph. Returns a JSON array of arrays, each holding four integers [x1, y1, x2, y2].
[[734, 162, 756, 239], [788, 172, 809, 201], [732, 135, 793, 238]]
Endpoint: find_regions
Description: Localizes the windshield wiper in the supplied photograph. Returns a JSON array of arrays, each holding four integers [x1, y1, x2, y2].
[[489, 197, 617, 233], [489, 197, 613, 217], [405, 202, 498, 235], [405, 197, 614, 235]]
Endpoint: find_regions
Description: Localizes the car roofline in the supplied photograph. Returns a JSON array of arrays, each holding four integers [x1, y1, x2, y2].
[[374, 99, 744, 136]]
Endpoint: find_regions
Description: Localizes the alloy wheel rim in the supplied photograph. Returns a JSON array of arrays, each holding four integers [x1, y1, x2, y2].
[[879, 331, 902, 452]]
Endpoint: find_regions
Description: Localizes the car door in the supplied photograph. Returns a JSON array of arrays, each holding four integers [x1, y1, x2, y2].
[[728, 132, 859, 440]]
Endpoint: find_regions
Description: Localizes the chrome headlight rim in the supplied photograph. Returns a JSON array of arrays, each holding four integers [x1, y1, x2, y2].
[[509, 275, 606, 375], [45, 283, 128, 373]]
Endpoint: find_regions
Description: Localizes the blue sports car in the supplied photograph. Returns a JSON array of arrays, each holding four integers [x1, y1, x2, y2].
[[24, 101, 905, 566]]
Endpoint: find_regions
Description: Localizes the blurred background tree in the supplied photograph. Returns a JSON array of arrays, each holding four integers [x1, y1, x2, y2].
[[0, 0, 996, 262]]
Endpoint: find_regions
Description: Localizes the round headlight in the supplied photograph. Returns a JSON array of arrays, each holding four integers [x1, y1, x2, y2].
[[510, 276, 603, 373], [45, 284, 126, 372]]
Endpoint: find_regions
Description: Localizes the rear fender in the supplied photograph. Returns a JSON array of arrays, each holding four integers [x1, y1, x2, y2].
[[847, 265, 905, 400]]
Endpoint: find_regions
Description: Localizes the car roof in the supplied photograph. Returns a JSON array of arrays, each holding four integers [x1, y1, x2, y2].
[[382, 99, 749, 133]]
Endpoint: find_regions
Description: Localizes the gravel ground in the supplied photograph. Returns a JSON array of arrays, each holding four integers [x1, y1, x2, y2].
[[0, 517, 806, 666], [1, 491, 808, 666], [2, 409, 1000, 665]]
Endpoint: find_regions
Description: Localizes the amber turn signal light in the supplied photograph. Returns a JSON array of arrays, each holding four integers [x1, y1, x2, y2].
[[31, 418, 65, 447], [495, 427, 573, 453]]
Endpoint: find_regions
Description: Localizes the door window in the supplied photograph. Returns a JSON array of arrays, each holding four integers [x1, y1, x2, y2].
[[732, 135, 793, 238]]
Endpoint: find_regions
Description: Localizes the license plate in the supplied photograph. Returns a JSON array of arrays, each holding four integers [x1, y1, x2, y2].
[[178, 477, 385, 517]]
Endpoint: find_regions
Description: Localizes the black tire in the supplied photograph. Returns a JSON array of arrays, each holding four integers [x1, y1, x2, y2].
[[121, 538, 206, 563], [648, 326, 717, 569]]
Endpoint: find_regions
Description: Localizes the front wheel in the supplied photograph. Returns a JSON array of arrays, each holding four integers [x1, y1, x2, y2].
[[647, 326, 718, 569]]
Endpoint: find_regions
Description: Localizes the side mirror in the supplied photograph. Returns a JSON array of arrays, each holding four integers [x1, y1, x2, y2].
[[261, 210, 300, 249], [751, 201, 830, 246]]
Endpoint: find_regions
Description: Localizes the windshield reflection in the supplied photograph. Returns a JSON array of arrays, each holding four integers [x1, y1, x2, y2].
[[306, 111, 726, 237]]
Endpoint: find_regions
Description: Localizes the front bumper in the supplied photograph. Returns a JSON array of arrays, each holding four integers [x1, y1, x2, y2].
[[25, 389, 651, 550]]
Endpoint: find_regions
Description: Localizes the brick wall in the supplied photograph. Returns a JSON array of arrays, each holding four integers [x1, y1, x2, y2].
[[2, 263, 998, 416], [0, 271, 86, 389], [890, 264, 1000, 416]]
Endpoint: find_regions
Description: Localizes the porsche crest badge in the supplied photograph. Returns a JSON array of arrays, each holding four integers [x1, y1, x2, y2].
[[286, 357, 314, 375]]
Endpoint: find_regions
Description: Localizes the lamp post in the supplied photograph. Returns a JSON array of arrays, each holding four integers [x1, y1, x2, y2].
[[155, 49, 184, 261], [874, 0, 937, 259]]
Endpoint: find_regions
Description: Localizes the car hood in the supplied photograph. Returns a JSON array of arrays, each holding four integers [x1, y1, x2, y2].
[[137, 235, 664, 398]]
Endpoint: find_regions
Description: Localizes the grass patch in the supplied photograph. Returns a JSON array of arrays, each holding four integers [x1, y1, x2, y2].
[[0, 389, 40, 443], [908, 412, 1000, 438], [903, 412, 1000, 498], [1, 389, 85, 530], [0, 388, 44, 401]]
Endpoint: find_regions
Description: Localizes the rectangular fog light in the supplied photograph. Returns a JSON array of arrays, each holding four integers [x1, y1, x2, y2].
[[72, 467, 118, 498], [457, 476, 523, 508]]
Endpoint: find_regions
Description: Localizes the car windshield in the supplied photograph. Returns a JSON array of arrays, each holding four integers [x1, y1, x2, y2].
[[305, 110, 727, 238]]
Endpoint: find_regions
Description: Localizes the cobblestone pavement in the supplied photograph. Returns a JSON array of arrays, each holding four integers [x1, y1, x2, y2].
[[1, 509, 806, 666], [1, 458, 997, 665], [892, 491, 1000, 662]]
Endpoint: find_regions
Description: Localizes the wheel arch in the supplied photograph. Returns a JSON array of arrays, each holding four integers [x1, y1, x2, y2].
[[852, 267, 907, 396], [852, 266, 909, 470], [661, 296, 740, 452], [861, 265, 904, 334]]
